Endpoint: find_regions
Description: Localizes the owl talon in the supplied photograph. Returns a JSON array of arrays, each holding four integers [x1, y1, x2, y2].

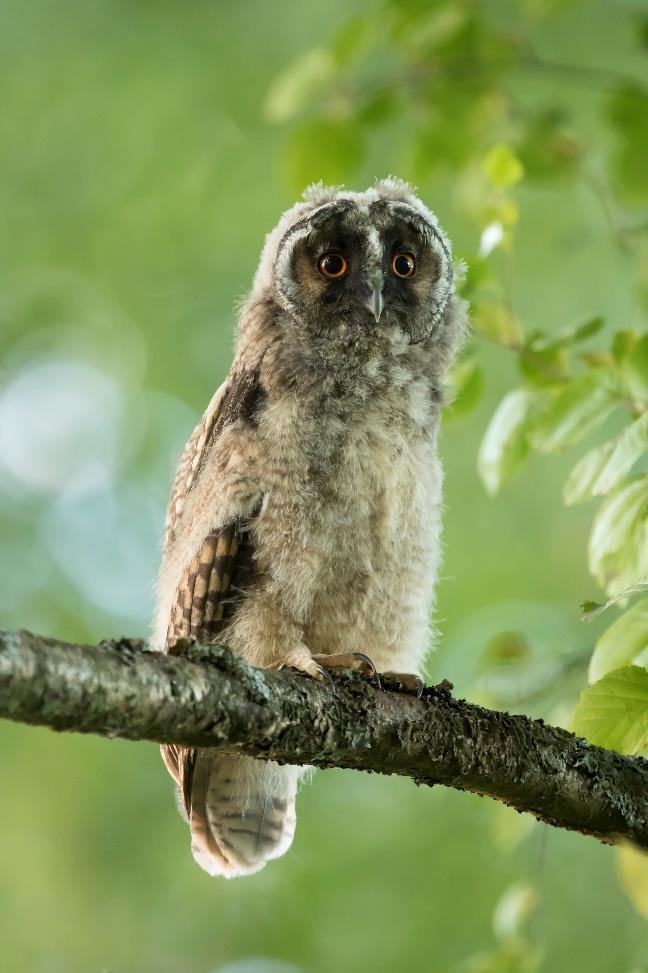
[[352, 652, 377, 678], [380, 671, 424, 697], [311, 652, 378, 681], [314, 664, 336, 686], [271, 648, 335, 686]]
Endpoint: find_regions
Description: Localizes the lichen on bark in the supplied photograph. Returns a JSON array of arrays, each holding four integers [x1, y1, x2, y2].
[[1, 628, 647, 848]]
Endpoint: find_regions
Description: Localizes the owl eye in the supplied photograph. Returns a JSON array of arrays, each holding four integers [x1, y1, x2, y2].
[[391, 252, 416, 278], [318, 252, 348, 279]]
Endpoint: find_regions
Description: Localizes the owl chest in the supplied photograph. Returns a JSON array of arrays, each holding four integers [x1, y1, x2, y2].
[[257, 403, 439, 599]]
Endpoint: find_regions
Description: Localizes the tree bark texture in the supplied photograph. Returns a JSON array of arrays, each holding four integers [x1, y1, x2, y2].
[[1, 628, 647, 848]]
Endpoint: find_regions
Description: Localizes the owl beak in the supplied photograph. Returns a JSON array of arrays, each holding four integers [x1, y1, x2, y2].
[[365, 273, 385, 323]]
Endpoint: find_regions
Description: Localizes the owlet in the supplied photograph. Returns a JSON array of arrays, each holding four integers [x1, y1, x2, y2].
[[153, 179, 467, 877]]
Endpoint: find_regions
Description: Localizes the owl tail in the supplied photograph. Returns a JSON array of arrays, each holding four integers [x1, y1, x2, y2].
[[170, 750, 300, 878]]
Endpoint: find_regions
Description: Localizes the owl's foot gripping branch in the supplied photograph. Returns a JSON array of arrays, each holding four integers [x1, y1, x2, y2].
[[1, 628, 647, 850]]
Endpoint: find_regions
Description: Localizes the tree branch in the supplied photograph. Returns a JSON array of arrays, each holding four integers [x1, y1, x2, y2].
[[2, 628, 647, 848]]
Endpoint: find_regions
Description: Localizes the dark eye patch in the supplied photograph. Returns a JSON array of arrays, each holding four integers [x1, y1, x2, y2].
[[390, 236, 420, 254], [382, 219, 424, 257], [291, 227, 360, 305]]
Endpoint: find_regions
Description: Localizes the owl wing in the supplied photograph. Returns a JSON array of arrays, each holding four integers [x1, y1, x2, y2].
[[164, 367, 263, 549], [164, 521, 256, 647], [161, 363, 265, 810]]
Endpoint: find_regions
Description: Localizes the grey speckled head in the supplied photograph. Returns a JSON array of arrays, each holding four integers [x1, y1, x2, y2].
[[252, 178, 455, 345]]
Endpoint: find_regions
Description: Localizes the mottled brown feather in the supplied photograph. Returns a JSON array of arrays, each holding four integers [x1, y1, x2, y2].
[[164, 524, 256, 647], [161, 367, 265, 809], [164, 366, 266, 549]]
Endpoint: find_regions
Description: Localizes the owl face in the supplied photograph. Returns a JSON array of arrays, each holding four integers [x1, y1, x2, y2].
[[270, 185, 454, 345]]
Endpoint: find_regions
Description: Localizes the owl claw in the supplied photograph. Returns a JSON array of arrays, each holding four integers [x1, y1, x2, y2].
[[271, 647, 336, 686], [351, 652, 378, 678], [380, 671, 424, 698], [311, 652, 379, 684], [273, 651, 424, 697], [314, 663, 336, 686]]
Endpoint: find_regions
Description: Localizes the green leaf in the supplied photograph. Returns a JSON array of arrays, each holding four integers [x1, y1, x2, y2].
[[588, 599, 648, 683], [563, 441, 615, 506], [394, 4, 469, 53], [612, 329, 639, 364], [579, 350, 615, 369], [282, 121, 365, 192], [477, 389, 532, 496], [483, 144, 524, 188], [264, 49, 335, 123], [520, 356, 568, 389], [565, 415, 648, 506], [572, 666, 648, 756], [588, 477, 648, 594], [617, 844, 648, 922], [518, 339, 569, 388], [531, 317, 604, 353], [556, 316, 605, 345], [529, 374, 616, 454], [330, 14, 381, 67], [607, 84, 648, 203], [581, 579, 648, 619], [591, 413, 648, 496], [612, 330, 648, 405], [445, 359, 484, 419], [581, 599, 603, 617], [621, 333, 648, 406]]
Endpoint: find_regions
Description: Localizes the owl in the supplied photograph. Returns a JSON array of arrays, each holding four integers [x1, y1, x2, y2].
[[153, 178, 467, 878]]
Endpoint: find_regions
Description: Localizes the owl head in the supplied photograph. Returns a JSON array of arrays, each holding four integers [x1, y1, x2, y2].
[[253, 178, 460, 347]]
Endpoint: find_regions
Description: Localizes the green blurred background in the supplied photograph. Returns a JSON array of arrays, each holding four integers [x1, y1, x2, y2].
[[0, 2, 646, 971]]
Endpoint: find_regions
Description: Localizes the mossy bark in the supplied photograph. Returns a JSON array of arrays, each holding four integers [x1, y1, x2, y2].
[[1, 628, 647, 847]]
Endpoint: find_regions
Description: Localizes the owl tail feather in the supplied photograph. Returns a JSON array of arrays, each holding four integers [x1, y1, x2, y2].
[[176, 751, 299, 878]]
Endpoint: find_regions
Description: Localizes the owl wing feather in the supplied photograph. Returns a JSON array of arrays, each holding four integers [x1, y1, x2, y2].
[[164, 364, 266, 547], [164, 380, 230, 549], [161, 363, 265, 814]]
